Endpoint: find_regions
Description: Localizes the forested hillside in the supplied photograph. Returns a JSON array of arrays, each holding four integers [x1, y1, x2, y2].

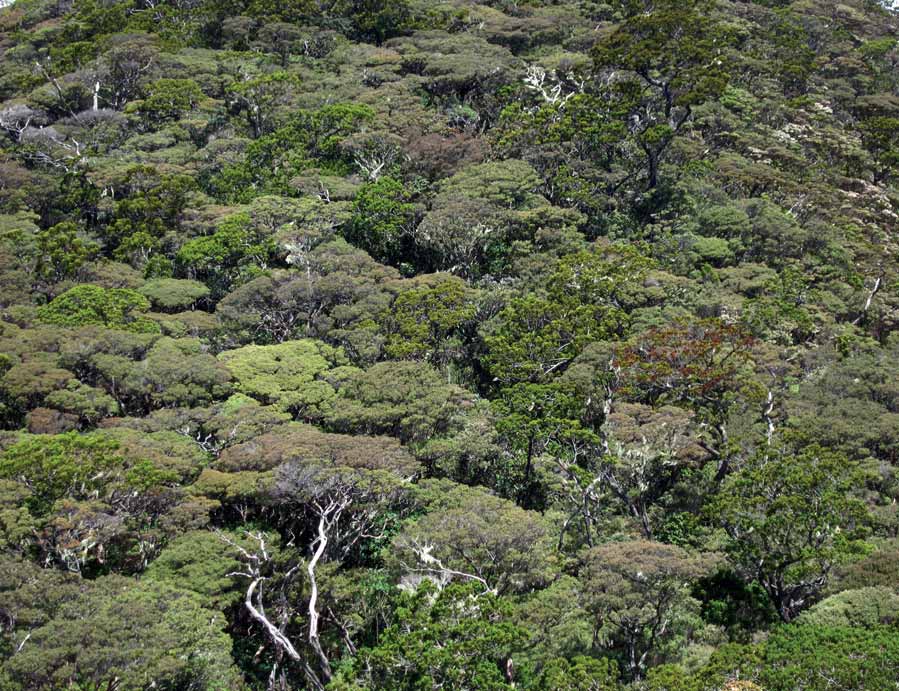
[[0, 0, 898, 688]]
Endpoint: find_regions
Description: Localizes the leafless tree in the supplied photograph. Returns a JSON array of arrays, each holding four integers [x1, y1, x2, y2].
[[0, 104, 41, 142], [523, 64, 585, 110]]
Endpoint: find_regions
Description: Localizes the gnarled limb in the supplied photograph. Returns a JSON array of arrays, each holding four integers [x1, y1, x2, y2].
[[220, 530, 325, 691]]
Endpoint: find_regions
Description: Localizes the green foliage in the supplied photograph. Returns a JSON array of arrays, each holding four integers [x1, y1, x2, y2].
[[218, 338, 347, 415], [0, 354, 74, 412], [138, 277, 210, 311], [710, 443, 870, 622], [581, 540, 715, 679], [210, 104, 375, 202], [336, 581, 527, 690], [483, 293, 600, 384], [37, 284, 160, 333], [144, 530, 246, 611], [492, 380, 594, 505], [797, 586, 899, 628], [0, 0, 898, 684], [384, 275, 475, 367], [226, 70, 300, 138], [332, 0, 412, 44], [0, 432, 123, 516], [106, 168, 196, 267], [136, 78, 203, 121], [532, 656, 620, 691], [764, 9, 817, 96], [483, 245, 650, 384], [591, 0, 733, 188], [176, 212, 278, 297], [324, 360, 467, 443], [390, 482, 552, 594], [140, 337, 233, 407], [693, 569, 777, 638], [346, 176, 415, 264], [859, 115, 899, 182], [830, 541, 899, 591], [761, 624, 899, 691], [44, 379, 119, 424], [2, 578, 240, 690], [440, 159, 543, 209], [592, 0, 733, 107], [34, 221, 98, 284], [742, 264, 816, 344]]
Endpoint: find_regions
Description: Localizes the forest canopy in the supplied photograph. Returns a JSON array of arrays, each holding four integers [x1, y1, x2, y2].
[[0, 0, 898, 689]]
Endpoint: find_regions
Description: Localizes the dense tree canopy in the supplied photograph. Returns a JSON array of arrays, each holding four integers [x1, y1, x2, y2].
[[0, 0, 898, 687]]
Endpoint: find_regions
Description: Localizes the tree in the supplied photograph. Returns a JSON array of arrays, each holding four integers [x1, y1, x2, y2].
[[580, 540, 715, 680], [653, 622, 899, 691], [0, 355, 74, 413], [324, 360, 469, 444], [796, 586, 899, 629], [532, 656, 620, 691], [383, 274, 476, 371], [0, 427, 209, 572], [106, 167, 195, 269], [44, 379, 118, 425], [217, 236, 393, 350], [211, 104, 374, 202], [63, 335, 230, 414], [333, 581, 526, 690], [216, 422, 420, 477], [37, 284, 160, 333], [139, 336, 233, 408], [597, 403, 709, 540], [218, 339, 347, 417], [389, 482, 552, 595], [2, 578, 241, 690], [859, 115, 899, 182], [144, 529, 257, 612], [709, 443, 870, 622], [414, 194, 507, 278], [331, 0, 412, 44], [511, 576, 596, 677], [0, 431, 124, 516], [137, 77, 203, 122], [611, 319, 757, 480], [493, 380, 595, 509], [154, 392, 291, 455], [483, 294, 607, 385], [254, 22, 306, 67], [760, 9, 818, 97], [33, 220, 98, 285], [216, 270, 323, 344], [92, 33, 158, 111], [345, 176, 415, 264], [224, 461, 410, 690], [761, 624, 899, 691], [226, 70, 300, 138], [176, 211, 279, 298], [591, 0, 732, 189], [138, 278, 210, 312], [483, 245, 650, 385], [493, 87, 631, 224], [0, 555, 83, 659]]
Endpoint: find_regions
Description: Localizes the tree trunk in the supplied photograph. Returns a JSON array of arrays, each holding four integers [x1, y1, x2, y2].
[[307, 512, 334, 683]]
